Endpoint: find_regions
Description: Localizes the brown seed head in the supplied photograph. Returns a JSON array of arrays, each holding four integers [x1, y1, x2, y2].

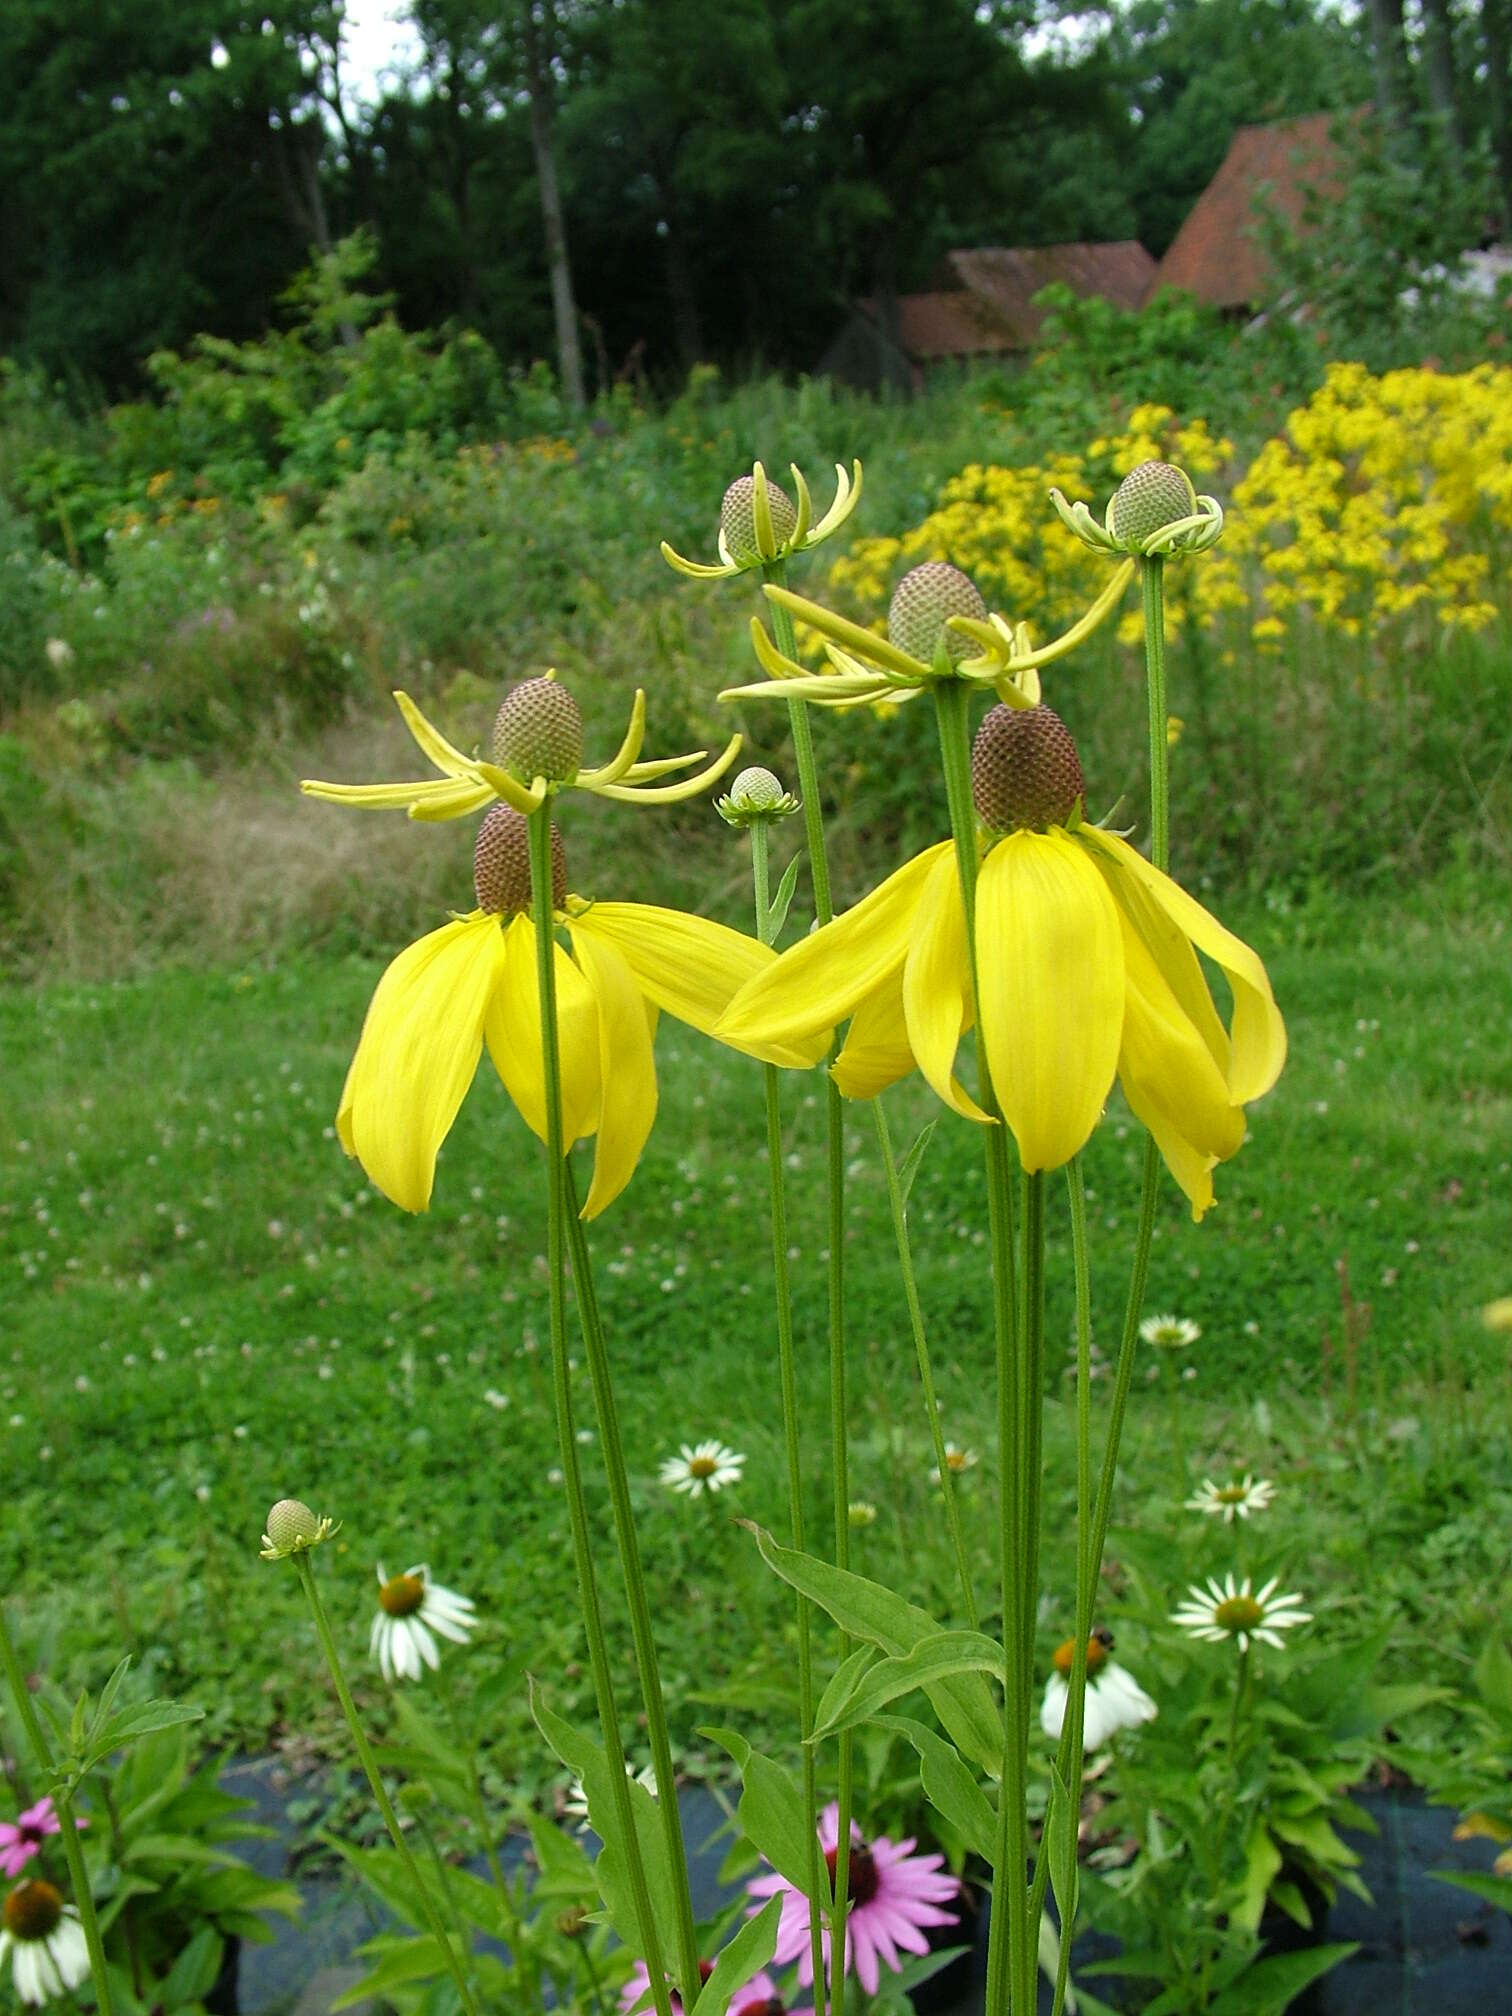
[[971, 704, 1085, 833], [721, 475, 798, 564], [887, 562, 987, 667], [1107, 461, 1198, 549], [492, 677, 583, 783], [474, 807, 567, 914], [3, 1879, 64, 1940]]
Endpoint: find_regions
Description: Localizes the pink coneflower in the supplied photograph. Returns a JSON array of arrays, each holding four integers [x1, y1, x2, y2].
[[619, 1959, 791, 2015], [747, 1802, 959, 1997], [0, 1803, 85, 1880]]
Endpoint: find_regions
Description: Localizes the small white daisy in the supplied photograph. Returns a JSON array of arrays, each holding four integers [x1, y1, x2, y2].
[[1041, 1631, 1158, 1750], [1171, 1573, 1311, 1652], [0, 1880, 92, 2004], [563, 1762, 657, 1832], [929, 1443, 978, 1485], [1139, 1313, 1201, 1349], [370, 1563, 478, 1682], [658, 1440, 745, 1497], [1185, 1475, 1276, 1523]]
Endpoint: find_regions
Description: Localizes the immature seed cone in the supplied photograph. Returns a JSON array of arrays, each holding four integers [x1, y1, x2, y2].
[[721, 475, 798, 564], [888, 562, 987, 666], [264, 1499, 320, 1554], [475, 806, 567, 914], [1107, 461, 1198, 549], [971, 703, 1085, 832], [728, 765, 785, 811], [492, 677, 583, 783]]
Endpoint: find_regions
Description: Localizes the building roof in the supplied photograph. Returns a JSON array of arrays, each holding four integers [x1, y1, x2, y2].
[[1152, 111, 1354, 310], [856, 242, 1157, 361]]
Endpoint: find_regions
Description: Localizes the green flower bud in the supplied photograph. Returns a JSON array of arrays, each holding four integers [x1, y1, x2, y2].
[[492, 677, 583, 784], [721, 475, 798, 566], [261, 1497, 340, 1560], [888, 563, 988, 668], [971, 704, 1085, 833], [1107, 461, 1200, 550], [716, 764, 801, 827], [474, 807, 567, 914]]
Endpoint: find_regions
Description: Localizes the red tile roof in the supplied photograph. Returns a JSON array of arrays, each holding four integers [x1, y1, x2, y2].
[[1153, 111, 1356, 309], [860, 242, 1158, 360]]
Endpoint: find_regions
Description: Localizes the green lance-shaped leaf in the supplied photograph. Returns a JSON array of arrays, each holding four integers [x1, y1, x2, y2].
[[746, 1524, 1004, 1773], [690, 1895, 783, 2016], [1205, 1943, 1360, 2016], [767, 854, 802, 944], [812, 1644, 878, 1740], [896, 1120, 937, 1206], [702, 1727, 815, 1895], [879, 1716, 997, 1865], [1044, 1763, 1080, 1935], [810, 1630, 1007, 1742], [531, 1680, 682, 1962]]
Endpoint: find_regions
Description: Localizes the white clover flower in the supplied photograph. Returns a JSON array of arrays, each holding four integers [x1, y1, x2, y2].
[[370, 1564, 477, 1682], [659, 1440, 745, 1497], [1172, 1573, 1311, 1653], [1185, 1475, 1276, 1523]]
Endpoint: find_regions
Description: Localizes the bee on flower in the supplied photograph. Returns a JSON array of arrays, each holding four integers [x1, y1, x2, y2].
[[1041, 1628, 1158, 1750]]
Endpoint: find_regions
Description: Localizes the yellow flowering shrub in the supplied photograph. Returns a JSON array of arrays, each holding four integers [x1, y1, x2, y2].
[[830, 366, 1512, 660]]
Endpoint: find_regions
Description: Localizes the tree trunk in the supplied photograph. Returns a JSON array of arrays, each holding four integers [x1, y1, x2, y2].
[[1368, 0, 1412, 136], [1420, 0, 1463, 154], [1484, 0, 1512, 229], [662, 205, 704, 372], [522, 4, 586, 410]]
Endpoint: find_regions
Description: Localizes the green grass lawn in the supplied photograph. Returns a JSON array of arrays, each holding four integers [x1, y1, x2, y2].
[[2, 867, 1508, 1805]]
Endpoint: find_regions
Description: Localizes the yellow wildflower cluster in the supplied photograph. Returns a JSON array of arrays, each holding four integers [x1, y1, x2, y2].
[[830, 366, 1512, 661], [1195, 362, 1509, 648], [828, 406, 1231, 650]]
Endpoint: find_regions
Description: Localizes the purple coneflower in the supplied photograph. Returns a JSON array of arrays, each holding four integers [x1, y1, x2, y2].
[[747, 1801, 959, 1997], [0, 1802, 85, 1880]]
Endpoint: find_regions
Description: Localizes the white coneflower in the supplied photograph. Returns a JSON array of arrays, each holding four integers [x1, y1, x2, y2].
[[1185, 1475, 1276, 1523], [563, 1762, 657, 1832], [1139, 1313, 1201, 1349], [1041, 1630, 1158, 1750], [1172, 1573, 1311, 1653], [370, 1564, 477, 1682], [0, 1880, 91, 2004], [929, 1443, 978, 1485], [658, 1441, 745, 1497]]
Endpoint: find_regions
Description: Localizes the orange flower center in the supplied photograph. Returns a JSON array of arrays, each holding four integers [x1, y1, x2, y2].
[[689, 1456, 718, 1480], [1052, 1634, 1110, 1677], [379, 1573, 426, 1617], [4, 1879, 63, 1940], [1214, 1595, 1265, 1632]]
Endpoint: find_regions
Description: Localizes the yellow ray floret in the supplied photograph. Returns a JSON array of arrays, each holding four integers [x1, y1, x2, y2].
[[717, 825, 1284, 1219]]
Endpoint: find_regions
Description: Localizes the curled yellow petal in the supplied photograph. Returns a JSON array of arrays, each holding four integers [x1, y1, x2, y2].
[[660, 540, 740, 581], [576, 689, 647, 789], [763, 583, 925, 683], [831, 978, 916, 1101], [484, 916, 601, 1148], [976, 830, 1123, 1172], [569, 924, 659, 1219], [1080, 828, 1285, 1104], [473, 761, 547, 813], [901, 848, 989, 1122], [718, 843, 951, 1063], [407, 779, 496, 822], [594, 732, 741, 803], [394, 690, 476, 778], [807, 460, 862, 545], [337, 913, 505, 1213], [790, 462, 814, 548]]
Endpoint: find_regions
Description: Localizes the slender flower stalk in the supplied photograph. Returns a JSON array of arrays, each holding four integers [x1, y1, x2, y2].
[[929, 679, 1030, 2016], [748, 812, 829, 2011], [763, 559, 853, 2016], [290, 1552, 484, 2016], [0, 1608, 113, 2016], [526, 808, 677, 2016], [560, 1163, 702, 2001]]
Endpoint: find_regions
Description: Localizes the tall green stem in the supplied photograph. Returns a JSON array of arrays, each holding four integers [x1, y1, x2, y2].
[[931, 679, 1030, 2016], [0, 1606, 115, 2016], [873, 1097, 978, 1627], [1141, 558, 1170, 874], [764, 564, 852, 2016], [292, 1555, 483, 2016], [561, 1164, 703, 2002], [750, 816, 829, 2011], [526, 809, 676, 2016]]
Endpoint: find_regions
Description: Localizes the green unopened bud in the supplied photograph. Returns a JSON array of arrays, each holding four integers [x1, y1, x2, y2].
[[971, 704, 1085, 833], [1107, 462, 1199, 550], [492, 677, 583, 784], [721, 475, 797, 566], [888, 563, 987, 669], [475, 807, 567, 913], [555, 1905, 589, 1939], [261, 1497, 340, 1560], [398, 1779, 437, 1813], [716, 764, 801, 827]]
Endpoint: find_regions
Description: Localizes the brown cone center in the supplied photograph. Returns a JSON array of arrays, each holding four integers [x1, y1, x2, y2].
[[825, 1841, 880, 1909]]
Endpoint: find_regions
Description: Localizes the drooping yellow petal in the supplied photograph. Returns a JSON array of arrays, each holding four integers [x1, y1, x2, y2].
[[660, 540, 740, 581], [1079, 828, 1286, 1104], [484, 916, 601, 1149], [717, 843, 952, 1064], [337, 913, 505, 1213], [976, 830, 1123, 1172], [901, 848, 989, 1122], [568, 923, 659, 1219], [831, 976, 916, 1101], [302, 775, 477, 811], [574, 903, 825, 1068], [407, 778, 497, 822], [1114, 905, 1246, 1220], [394, 690, 476, 777]]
